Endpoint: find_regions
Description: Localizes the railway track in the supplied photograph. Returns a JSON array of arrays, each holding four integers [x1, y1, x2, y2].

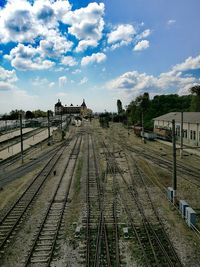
[[113, 138, 200, 187], [23, 134, 82, 266], [102, 141, 183, 267], [0, 139, 71, 261], [84, 134, 120, 267]]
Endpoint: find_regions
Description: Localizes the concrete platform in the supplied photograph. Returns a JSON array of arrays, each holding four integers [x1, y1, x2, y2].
[[0, 128, 34, 143], [0, 127, 56, 160]]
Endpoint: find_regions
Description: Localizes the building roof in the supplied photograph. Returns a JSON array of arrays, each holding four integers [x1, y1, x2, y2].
[[55, 99, 62, 107], [153, 112, 200, 124], [81, 99, 86, 107]]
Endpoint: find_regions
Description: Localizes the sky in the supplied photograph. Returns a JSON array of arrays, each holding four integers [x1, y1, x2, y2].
[[0, 0, 200, 113]]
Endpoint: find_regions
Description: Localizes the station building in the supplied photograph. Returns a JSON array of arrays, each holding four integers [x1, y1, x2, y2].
[[153, 112, 200, 146], [54, 99, 92, 117]]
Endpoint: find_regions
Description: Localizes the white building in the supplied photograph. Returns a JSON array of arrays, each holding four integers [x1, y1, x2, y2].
[[153, 112, 200, 146]]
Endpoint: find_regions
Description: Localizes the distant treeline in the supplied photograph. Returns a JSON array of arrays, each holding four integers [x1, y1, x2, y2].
[[100, 85, 200, 130], [0, 109, 53, 120]]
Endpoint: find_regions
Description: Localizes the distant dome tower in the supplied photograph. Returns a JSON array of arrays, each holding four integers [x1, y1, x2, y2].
[[55, 99, 63, 115], [81, 99, 87, 110]]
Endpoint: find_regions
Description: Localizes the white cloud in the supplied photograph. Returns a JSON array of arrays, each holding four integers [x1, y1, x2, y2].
[[79, 77, 88, 85], [59, 76, 67, 87], [63, 2, 105, 42], [75, 39, 98, 53], [39, 30, 73, 58], [4, 43, 55, 71], [167, 19, 176, 26], [0, 66, 18, 91], [61, 56, 77, 66], [108, 24, 135, 46], [106, 55, 200, 99], [0, 0, 72, 43], [133, 40, 149, 51], [172, 55, 200, 72], [137, 29, 151, 39], [81, 52, 106, 66]]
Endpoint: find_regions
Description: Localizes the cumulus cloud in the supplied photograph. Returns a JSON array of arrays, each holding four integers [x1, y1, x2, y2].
[[63, 2, 105, 42], [0, 0, 72, 43], [39, 30, 73, 57], [106, 55, 200, 99], [81, 52, 106, 66], [172, 55, 200, 72], [4, 43, 55, 71], [0, 66, 18, 90], [107, 24, 135, 50], [108, 24, 135, 44], [61, 56, 77, 66], [133, 40, 149, 51], [59, 76, 67, 87], [75, 39, 98, 53]]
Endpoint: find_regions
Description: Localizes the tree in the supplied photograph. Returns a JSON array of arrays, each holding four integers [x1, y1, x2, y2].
[[190, 85, 200, 111], [33, 110, 47, 118], [25, 110, 34, 119], [117, 99, 123, 114]]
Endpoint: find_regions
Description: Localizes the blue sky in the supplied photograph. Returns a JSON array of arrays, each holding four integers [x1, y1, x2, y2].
[[0, 0, 200, 113]]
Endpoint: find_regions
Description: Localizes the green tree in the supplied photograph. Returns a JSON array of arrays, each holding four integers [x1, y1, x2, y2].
[[25, 110, 35, 119], [190, 85, 200, 111], [117, 99, 123, 114]]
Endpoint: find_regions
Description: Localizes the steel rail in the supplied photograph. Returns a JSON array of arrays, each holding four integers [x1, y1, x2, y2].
[[24, 135, 82, 266], [0, 140, 70, 259]]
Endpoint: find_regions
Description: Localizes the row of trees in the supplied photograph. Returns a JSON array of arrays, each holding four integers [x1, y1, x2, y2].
[[118, 85, 200, 130], [1, 109, 53, 120]]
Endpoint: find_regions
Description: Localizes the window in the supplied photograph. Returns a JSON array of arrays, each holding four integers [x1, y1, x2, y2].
[[185, 130, 187, 139], [190, 130, 193, 140], [193, 131, 196, 140]]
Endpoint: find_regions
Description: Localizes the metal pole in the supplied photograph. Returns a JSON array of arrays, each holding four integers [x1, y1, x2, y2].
[[180, 111, 183, 158], [20, 113, 24, 164], [172, 119, 177, 203], [47, 110, 50, 141], [142, 110, 144, 141], [60, 112, 62, 130]]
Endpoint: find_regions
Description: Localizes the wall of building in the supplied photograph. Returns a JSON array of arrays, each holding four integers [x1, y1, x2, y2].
[[154, 120, 200, 146]]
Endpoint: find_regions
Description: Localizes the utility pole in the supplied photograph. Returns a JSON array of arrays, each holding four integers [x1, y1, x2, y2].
[[172, 119, 177, 204], [141, 110, 144, 142], [20, 113, 24, 164], [47, 110, 51, 143], [180, 111, 183, 158], [60, 111, 62, 130]]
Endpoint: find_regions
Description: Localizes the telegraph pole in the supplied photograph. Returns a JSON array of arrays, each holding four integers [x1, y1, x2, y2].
[[20, 113, 24, 164], [60, 111, 63, 130], [141, 110, 145, 142], [180, 111, 183, 158], [172, 119, 177, 203], [47, 110, 51, 143]]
